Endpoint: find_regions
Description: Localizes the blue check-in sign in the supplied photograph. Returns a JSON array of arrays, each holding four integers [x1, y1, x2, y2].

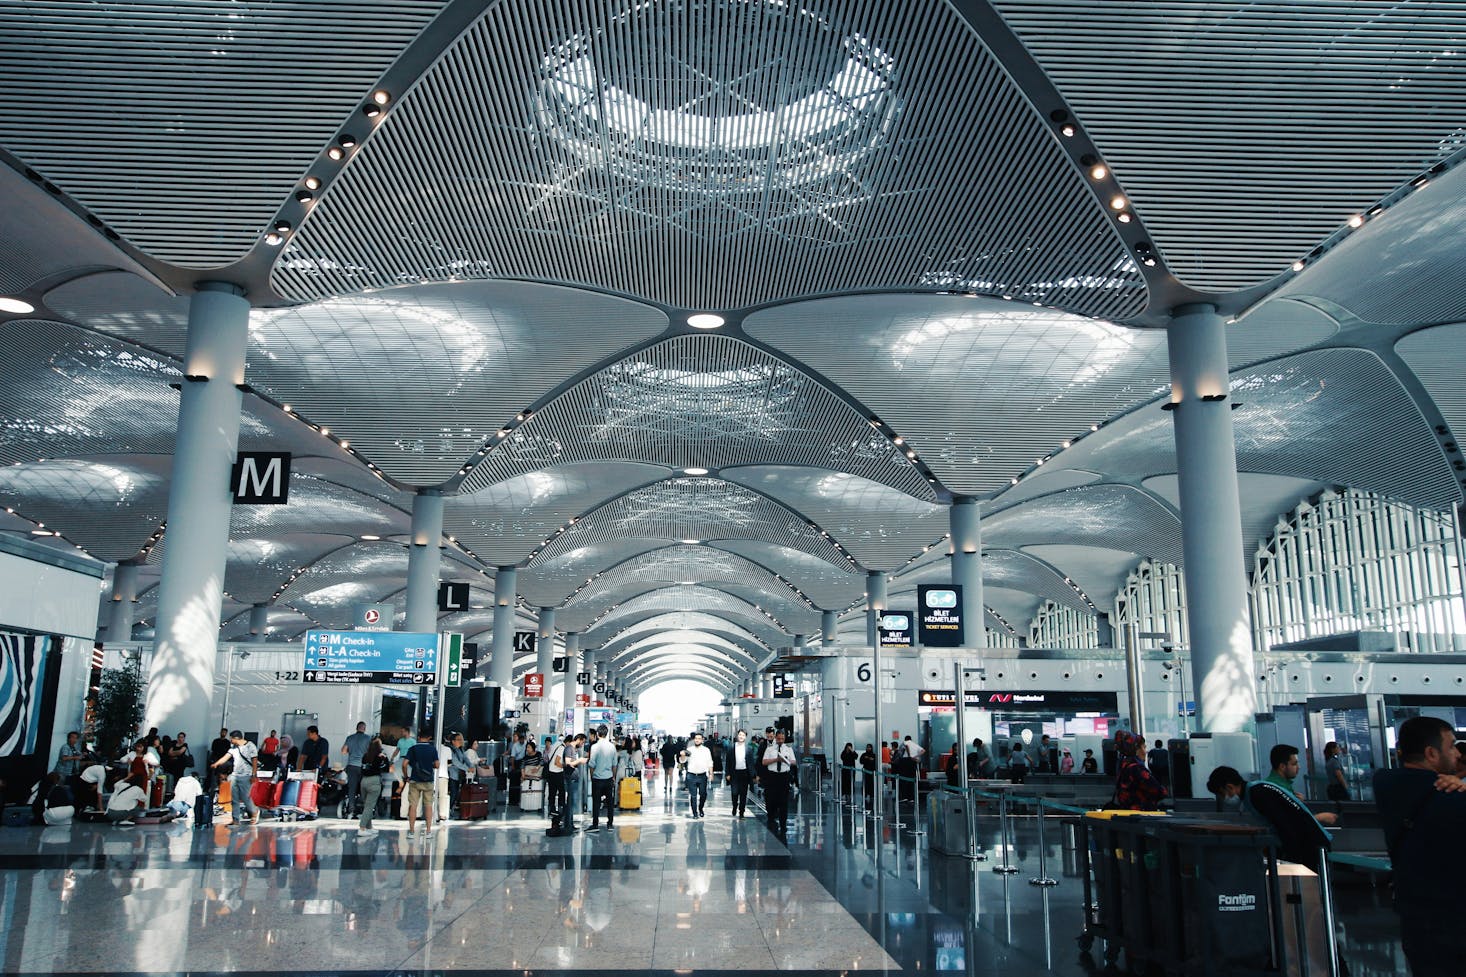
[[302, 630, 439, 685]]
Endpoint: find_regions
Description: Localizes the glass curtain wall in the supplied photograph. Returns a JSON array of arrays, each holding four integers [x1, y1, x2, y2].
[[1028, 599, 1099, 649]]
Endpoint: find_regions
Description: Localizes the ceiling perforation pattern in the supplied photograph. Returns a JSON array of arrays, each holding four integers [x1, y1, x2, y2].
[[583, 608, 785, 652], [462, 333, 933, 498], [529, 477, 852, 569], [709, 540, 867, 610], [991, 0, 1466, 290], [0, 320, 182, 466], [519, 538, 674, 608], [0, 0, 448, 266], [561, 545, 809, 612], [0, 456, 171, 561], [272, 0, 1145, 318]]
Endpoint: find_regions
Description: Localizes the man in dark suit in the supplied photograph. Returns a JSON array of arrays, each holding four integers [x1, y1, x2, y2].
[[725, 730, 756, 817]]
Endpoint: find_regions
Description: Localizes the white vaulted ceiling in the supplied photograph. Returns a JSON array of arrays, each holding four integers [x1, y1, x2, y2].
[[4, 1, 1466, 694]]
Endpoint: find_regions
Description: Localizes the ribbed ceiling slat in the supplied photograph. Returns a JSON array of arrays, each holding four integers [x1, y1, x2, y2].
[[991, 0, 1466, 290], [0, 1, 446, 266], [274, 0, 1144, 318]]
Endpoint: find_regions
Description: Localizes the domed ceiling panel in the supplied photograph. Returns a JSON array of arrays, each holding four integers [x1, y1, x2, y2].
[[274, 0, 1145, 319], [722, 466, 947, 569], [1055, 348, 1460, 510], [607, 631, 762, 666], [563, 583, 780, 635], [596, 616, 773, 657], [560, 545, 812, 617], [275, 541, 413, 629], [0, 456, 170, 561], [223, 533, 358, 607], [1277, 163, 1466, 327], [984, 484, 1183, 563], [448, 462, 668, 567], [709, 541, 867, 610], [529, 477, 851, 568], [1021, 544, 1142, 609], [745, 295, 1172, 495], [583, 607, 785, 652], [0, 0, 447, 266], [0, 169, 156, 295], [244, 284, 667, 484], [890, 548, 1089, 613], [1399, 324, 1466, 450], [993, 0, 1466, 290], [461, 334, 932, 498], [520, 538, 673, 608], [228, 474, 410, 541]]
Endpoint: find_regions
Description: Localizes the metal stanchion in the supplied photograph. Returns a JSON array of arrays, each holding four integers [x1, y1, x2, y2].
[[992, 787, 1018, 874], [1318, 850, 1342, 977], [965, 783, 987, 861], [1028, 797, 1057, 886], [911, 777, 926, 837], [888, 772, 906, 827]]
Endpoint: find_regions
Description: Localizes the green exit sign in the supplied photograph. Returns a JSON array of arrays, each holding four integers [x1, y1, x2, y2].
[[443, 633, 464, 688]]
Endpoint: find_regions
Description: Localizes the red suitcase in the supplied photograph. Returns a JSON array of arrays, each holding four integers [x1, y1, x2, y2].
[[149, 778, 165, 808], [250, 780, 275, 809]]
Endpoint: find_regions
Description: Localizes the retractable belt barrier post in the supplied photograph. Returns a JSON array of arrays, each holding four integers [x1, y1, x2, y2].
[[1028, 796, 1058, 886], [993, 786, 1018, 874]]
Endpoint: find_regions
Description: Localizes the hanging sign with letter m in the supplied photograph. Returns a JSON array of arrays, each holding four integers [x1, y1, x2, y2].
[[232, 451, 291, 504]]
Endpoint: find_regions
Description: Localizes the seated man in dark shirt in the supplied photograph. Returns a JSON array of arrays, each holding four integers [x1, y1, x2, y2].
[[1373, 716, 1466, 977]]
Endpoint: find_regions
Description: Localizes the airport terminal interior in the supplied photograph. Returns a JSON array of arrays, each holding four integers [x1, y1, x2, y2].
[[3, 2, 1466, 976]]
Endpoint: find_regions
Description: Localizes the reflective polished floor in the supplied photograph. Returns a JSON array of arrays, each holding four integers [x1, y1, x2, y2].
[[0, 771, 1410, 976]]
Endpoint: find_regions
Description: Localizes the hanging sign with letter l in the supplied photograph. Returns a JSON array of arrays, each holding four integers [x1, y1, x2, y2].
[[438, 581, 469, 612], [917, 584, 965, 647], [232, 451, 291, 504]]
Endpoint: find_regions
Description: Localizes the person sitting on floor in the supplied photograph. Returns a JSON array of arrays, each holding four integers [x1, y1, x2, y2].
[[106, 774, 148, 825], [168, 773, 204, 818]]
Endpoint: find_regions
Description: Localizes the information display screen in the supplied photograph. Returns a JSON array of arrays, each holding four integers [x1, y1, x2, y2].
[[302, 630, 439, 685]]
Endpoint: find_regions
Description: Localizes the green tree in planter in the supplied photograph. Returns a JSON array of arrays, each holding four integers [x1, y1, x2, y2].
[[93, 655, 145, 759]]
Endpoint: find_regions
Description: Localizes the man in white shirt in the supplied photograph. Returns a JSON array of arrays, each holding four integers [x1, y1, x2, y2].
[[78, 763, 109, 811], [684, 732, 714, 818], [587, 727, 618, 830], [761, 730, 797, 836], [903, 735, 925, 761], [106, 774, 148, 824]]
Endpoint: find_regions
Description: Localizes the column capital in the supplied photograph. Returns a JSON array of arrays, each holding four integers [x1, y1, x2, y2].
[[1170, 301, 1219, 320], [195, 280, 247, 297]]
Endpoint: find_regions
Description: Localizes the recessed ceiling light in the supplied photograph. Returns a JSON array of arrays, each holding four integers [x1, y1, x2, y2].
[[682, 467, 709, 476], [1109, 195, 1127, 211], [680, 539, 701, 544], [1348, 214, 1364, 228], [687, 313, 724, 329], [360, 534, 381, 541], [0, 297, 35, 315], [372, 90, 391, 105], [303, 176, 321, 191], [1090, 164, 1108, 180]]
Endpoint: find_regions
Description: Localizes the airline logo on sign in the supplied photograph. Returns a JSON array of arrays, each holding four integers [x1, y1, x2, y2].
[[523, 672, 545, 698], [576, 694, 590, 706], [353, 603, 394, 632]]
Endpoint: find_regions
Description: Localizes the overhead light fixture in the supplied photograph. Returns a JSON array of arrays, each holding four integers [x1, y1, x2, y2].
[[327, 146, 345, 161], [303, 176, 321, 191], [265, 233, 284, 246], [1060, 124, 1076, 137], [0, 297, 35, 314], [1117, 212, 1132, 223], [360, 534, 381, 541], [1109, 195, 1127, 211], [682, 467, 709, 476], [680, 539, 701, 545], [339, 134, 358, 149], [1348, 214, 1364, 228], [1090, 164, 1108, 180], [295, 190, 314, 203], [372, 90, 391, 105], [687, 313, 724, 329], [1292, 260, 1305, 272]]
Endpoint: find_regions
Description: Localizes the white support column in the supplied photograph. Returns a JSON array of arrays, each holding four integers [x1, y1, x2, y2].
[[1167, 304, 1255, 733], [146, 282, 249, 747], [247, 604, 269, 643], [490, 567, 517, 689], [535, 608, 556, 680], [404, 491, 445, 634], [865, 570, 887, 647], [821, 610, 837, 647], [562, 633, 580, 716], [107, 561, 140, 643], [950, 496, 985, 649]]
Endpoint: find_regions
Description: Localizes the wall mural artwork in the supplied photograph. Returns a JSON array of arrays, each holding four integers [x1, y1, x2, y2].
[[0, 631, 51, 756]]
